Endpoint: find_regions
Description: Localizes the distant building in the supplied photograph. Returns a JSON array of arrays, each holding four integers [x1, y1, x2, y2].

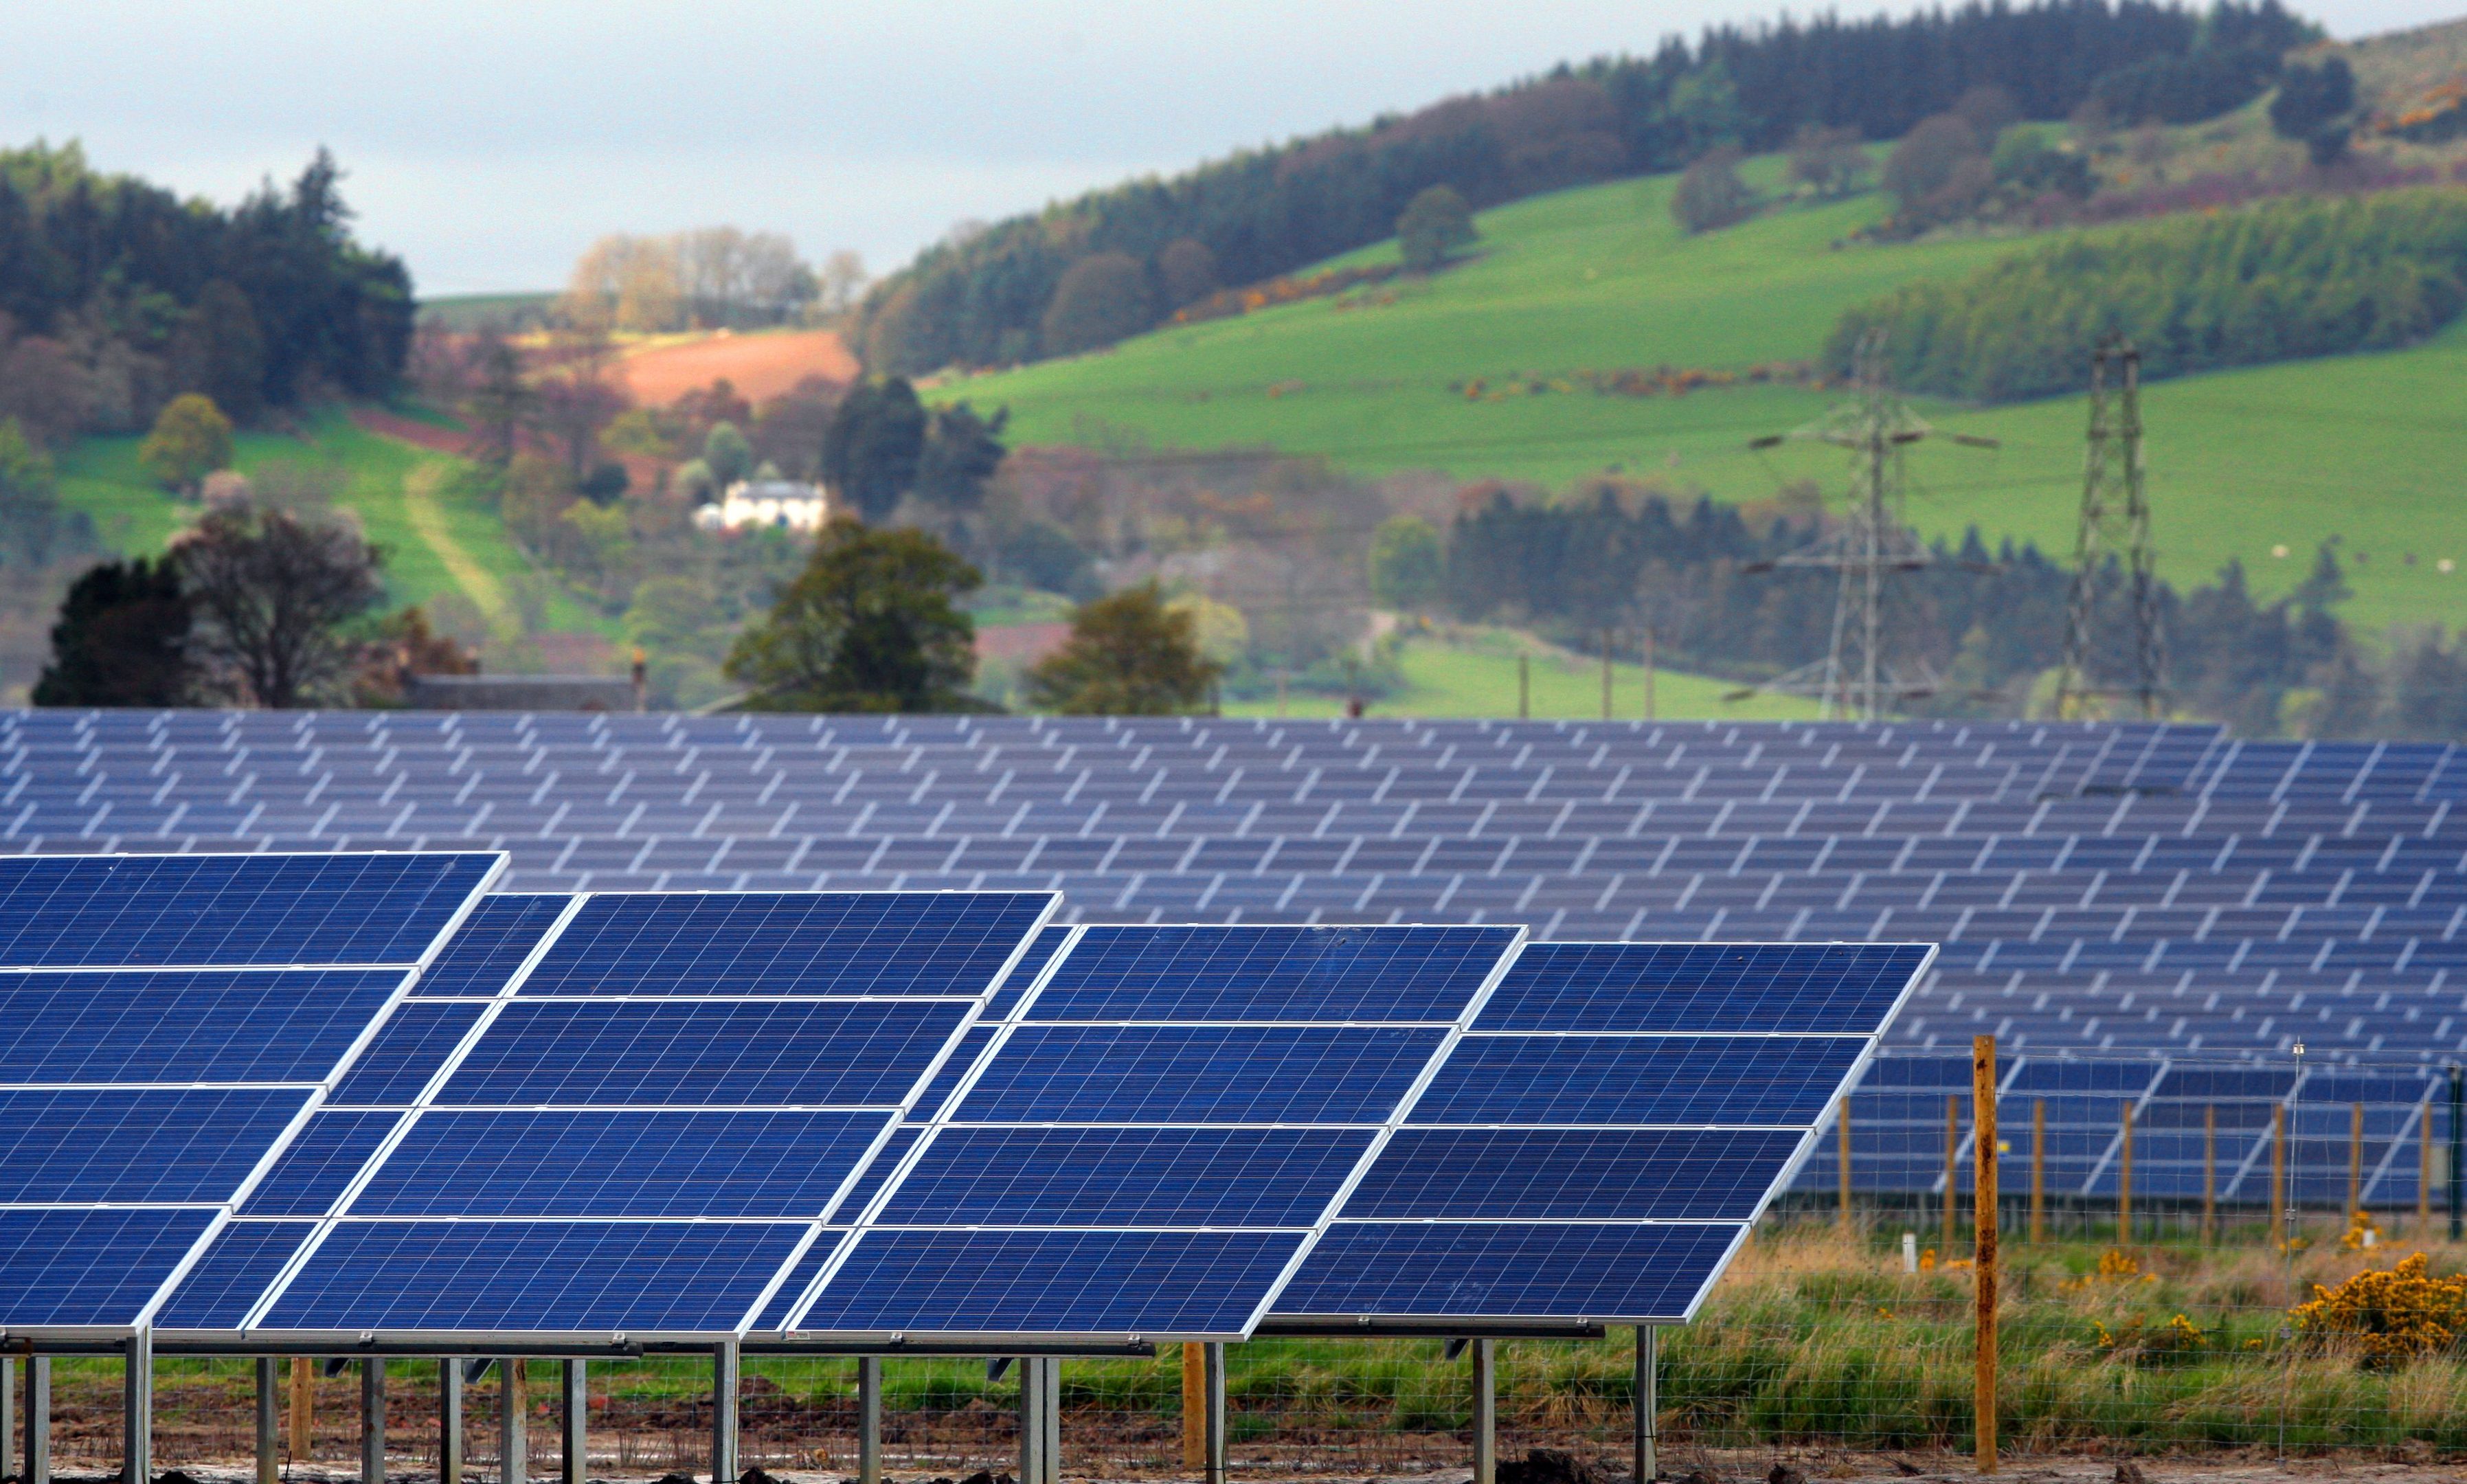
[[694, 478, 829, 533], [402, 655, 649, 712]]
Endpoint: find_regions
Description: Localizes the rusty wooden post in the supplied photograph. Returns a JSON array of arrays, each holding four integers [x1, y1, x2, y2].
[[2118, 1100, 2134, 1244], [2031, 1099, 2046, 1244], [2203, 1105, 2218, 1246], [1945, 1095, 1961, 1251], [2271, 1103, 2288, 1246], [1974, 1036, 1998, 1474], [1838, 1096, 1854, 1234], [1182, 1343, 1205, 1469], [289, 1358, 313, 1465]]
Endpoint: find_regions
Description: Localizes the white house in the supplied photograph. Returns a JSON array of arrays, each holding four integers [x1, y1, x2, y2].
[[694, 479, 830, 533]]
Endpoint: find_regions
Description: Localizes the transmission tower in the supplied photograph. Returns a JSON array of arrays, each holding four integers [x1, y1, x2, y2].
[[1743, 331, 1996, 721], [2053, 336, 2165, 719]]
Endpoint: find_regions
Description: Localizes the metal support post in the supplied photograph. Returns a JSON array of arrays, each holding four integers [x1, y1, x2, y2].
[[1043, 1360, 1061, 1484], [1633, 1327, 1657, 1484], [502, 1359, 526, 1484], [710, 1342, 739, 1484], [856, 1358, 881, 1484], [256, 1358, 279, 1484], [1470, 1338, 1496, 1484], [2, 1355, 15, 1484], [439, 1359, 464, 1484], [125, 1329, 151, 1484], [25, 1355, 49, 1484], [2450, 1066, 2464, 1241], [562, 1361, 585, 1484], [1974, 1034, 1998, 1476], [1202, 1342, 1227, 1484], [361, 1358, 384, 1484], [1017, 1359, 1042, 1484]]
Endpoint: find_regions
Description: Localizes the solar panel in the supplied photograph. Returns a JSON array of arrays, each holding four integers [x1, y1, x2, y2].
[[0, 851, 506, 1336]]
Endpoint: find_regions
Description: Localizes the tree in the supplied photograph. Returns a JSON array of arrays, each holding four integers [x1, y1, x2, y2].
[[1883, 114, 1991, 224], [1397, 186, 1478, 272], [819, 251, 868, 316], [32, 556, 194, 706], [703, 420, 754, 491], [1025, 582, 1222, 715], [914, 403, 1009, 515], [1368, 517, 1444, 611], [1953, 85, 2021, 141], [1039, 252, 1156, 357], [1787, 125, 1870, 199], [168, 280, 267, 423], [0, 417, 82, 568], [462, 324, 532, 466], [177, 503, 386, 708], [2271, 58, 2356, 143], [1156, 238, 1221, 307], [1671, 147, 1755, 233], [725, 519, 983, 712], [139, 394, 235, 495], [821, 379, 927, 521]]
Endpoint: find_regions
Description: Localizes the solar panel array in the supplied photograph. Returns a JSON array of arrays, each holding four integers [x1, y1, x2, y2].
[[0, 862, 1915, 1345], [2, 708, 2457, 1202]]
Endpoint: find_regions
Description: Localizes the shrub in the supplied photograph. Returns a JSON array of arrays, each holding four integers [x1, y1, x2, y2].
[[1671, 147, 1755, 234], [2290, 1253, 2467, 1367]]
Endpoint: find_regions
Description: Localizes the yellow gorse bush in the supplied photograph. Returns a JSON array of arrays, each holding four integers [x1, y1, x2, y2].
[[2290, 1253, 2467, 1366]]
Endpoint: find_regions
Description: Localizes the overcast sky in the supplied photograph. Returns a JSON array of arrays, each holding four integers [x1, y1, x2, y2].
[[7, 0, 2453, 297]]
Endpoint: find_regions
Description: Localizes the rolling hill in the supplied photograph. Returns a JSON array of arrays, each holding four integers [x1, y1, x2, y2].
[[928, 155, 2467, 638]]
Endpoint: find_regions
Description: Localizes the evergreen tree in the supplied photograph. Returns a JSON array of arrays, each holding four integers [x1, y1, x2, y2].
[[821, 379, 929, 522], [33, 556, 194, 707]]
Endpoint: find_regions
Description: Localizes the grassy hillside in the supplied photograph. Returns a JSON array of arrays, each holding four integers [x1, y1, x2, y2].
[[934, 164, 2467, 636], [55, 412, 613, 645]]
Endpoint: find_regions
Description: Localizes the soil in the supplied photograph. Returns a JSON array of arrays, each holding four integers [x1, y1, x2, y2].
[[616, 331, 857, 407]]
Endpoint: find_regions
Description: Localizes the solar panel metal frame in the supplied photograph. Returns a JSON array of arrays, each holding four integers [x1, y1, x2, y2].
[[0, 850, 510, 1346], [1261, 938, 1935, 1336]]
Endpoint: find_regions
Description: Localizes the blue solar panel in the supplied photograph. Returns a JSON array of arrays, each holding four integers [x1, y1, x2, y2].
[[984, 925, 1073, 1018], [261, 1220, 811, 1332], [516, 892, 1052, 996], [0, 853, 502, 967], [242, 1111, 404, 1215], [953, 1025, 1445, 1123], [1343, 1129, 1804, 1221], [328, 1002, 490, 1105], [414, 894, 572, 996], [352, 1110, 893, 1217], [794, 1228, 1307, 1337], [1274, 1222, 1742, 1321], [439, 1001, 971, 1107], [0, 969, 407, 1083], [1412, 1037, 1868, 1125], [0, 1208, 222, 1326], [1480, 943, 1928, 1032], [0, 1088, 311, 1202], [878, 1127, 1375, 1227], [1029, 926, 1516, 1022], [155, 1221, 318, 1328]]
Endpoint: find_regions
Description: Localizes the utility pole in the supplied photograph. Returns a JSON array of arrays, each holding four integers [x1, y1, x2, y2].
[[1743, 331, 1996, 720], [2054, 335, 2164, 719]]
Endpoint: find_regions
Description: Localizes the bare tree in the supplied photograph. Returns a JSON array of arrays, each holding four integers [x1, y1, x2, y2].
[[820, 251, 868, 317], [178, 502, 384, 708]]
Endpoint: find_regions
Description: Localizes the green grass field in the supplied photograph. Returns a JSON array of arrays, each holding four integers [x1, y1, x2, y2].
[[1224, 627, 1822, 721], [935, 166, 2467, 634], [55, 412, 612, 640]]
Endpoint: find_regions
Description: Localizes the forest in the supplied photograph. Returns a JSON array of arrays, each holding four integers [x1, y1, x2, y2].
[[0, 142, 411, 445], [857, 0, 2317, 375], [1829, 188, 2467, 400]]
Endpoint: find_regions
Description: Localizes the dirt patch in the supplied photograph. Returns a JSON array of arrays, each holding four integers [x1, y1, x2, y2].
[[976, 622, 1070, 666], [618, 330, 857, 407], [352, 407, 475, 457]]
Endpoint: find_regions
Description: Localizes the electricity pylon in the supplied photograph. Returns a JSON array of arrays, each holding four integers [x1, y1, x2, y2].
[[1742, 331, 1997, 721], [2053, 336, 2165, 719]]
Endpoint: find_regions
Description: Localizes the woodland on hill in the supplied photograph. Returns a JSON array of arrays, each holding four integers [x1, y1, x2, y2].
[[857, 0, 2317, 375]]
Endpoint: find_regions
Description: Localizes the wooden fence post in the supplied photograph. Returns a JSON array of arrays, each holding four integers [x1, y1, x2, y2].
[[1838, 1096, 1854, 1235], [2203, 1105, 2218, 1246], [1974, 1036, 1998, 1475], [2118, 1100, 2134, 1244], [2030, 1100, 2045, 1244], [1945, 1095, 1961, 1252]]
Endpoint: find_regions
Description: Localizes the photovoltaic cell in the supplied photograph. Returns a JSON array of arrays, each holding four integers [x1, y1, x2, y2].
[[0, 853, 502, 968], [352, 1110, 893, 1217], [412, 894, 572, 996], [1274, 1222, 1742, 1322], [1341, 1129, 1803, 1221], [1479, 943, 1928, 1032], [984, 925, 1072, 1018], [796, 1228, 1307, 1336], [1410, 1037, 1868, 1125], [0, 1208, 223, 1326], [1030, 925, 1516, 1022], [438, 1000, 971, 1107], [261, 1220, 811, 1332], [516, 892, 1052, 997], [878, 1127, 1376, 1228], [328, 1002, 491, 1106], [153, 1221, 318, 1328], [241, 1111, 405, 1215], [0, 1088, 312, 1203], [0, 969, 407, 1083], [952, 1025, 1445, 1124]]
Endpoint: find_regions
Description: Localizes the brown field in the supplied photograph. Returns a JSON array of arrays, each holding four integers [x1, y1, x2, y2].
[[618, 329, 858, 406]]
